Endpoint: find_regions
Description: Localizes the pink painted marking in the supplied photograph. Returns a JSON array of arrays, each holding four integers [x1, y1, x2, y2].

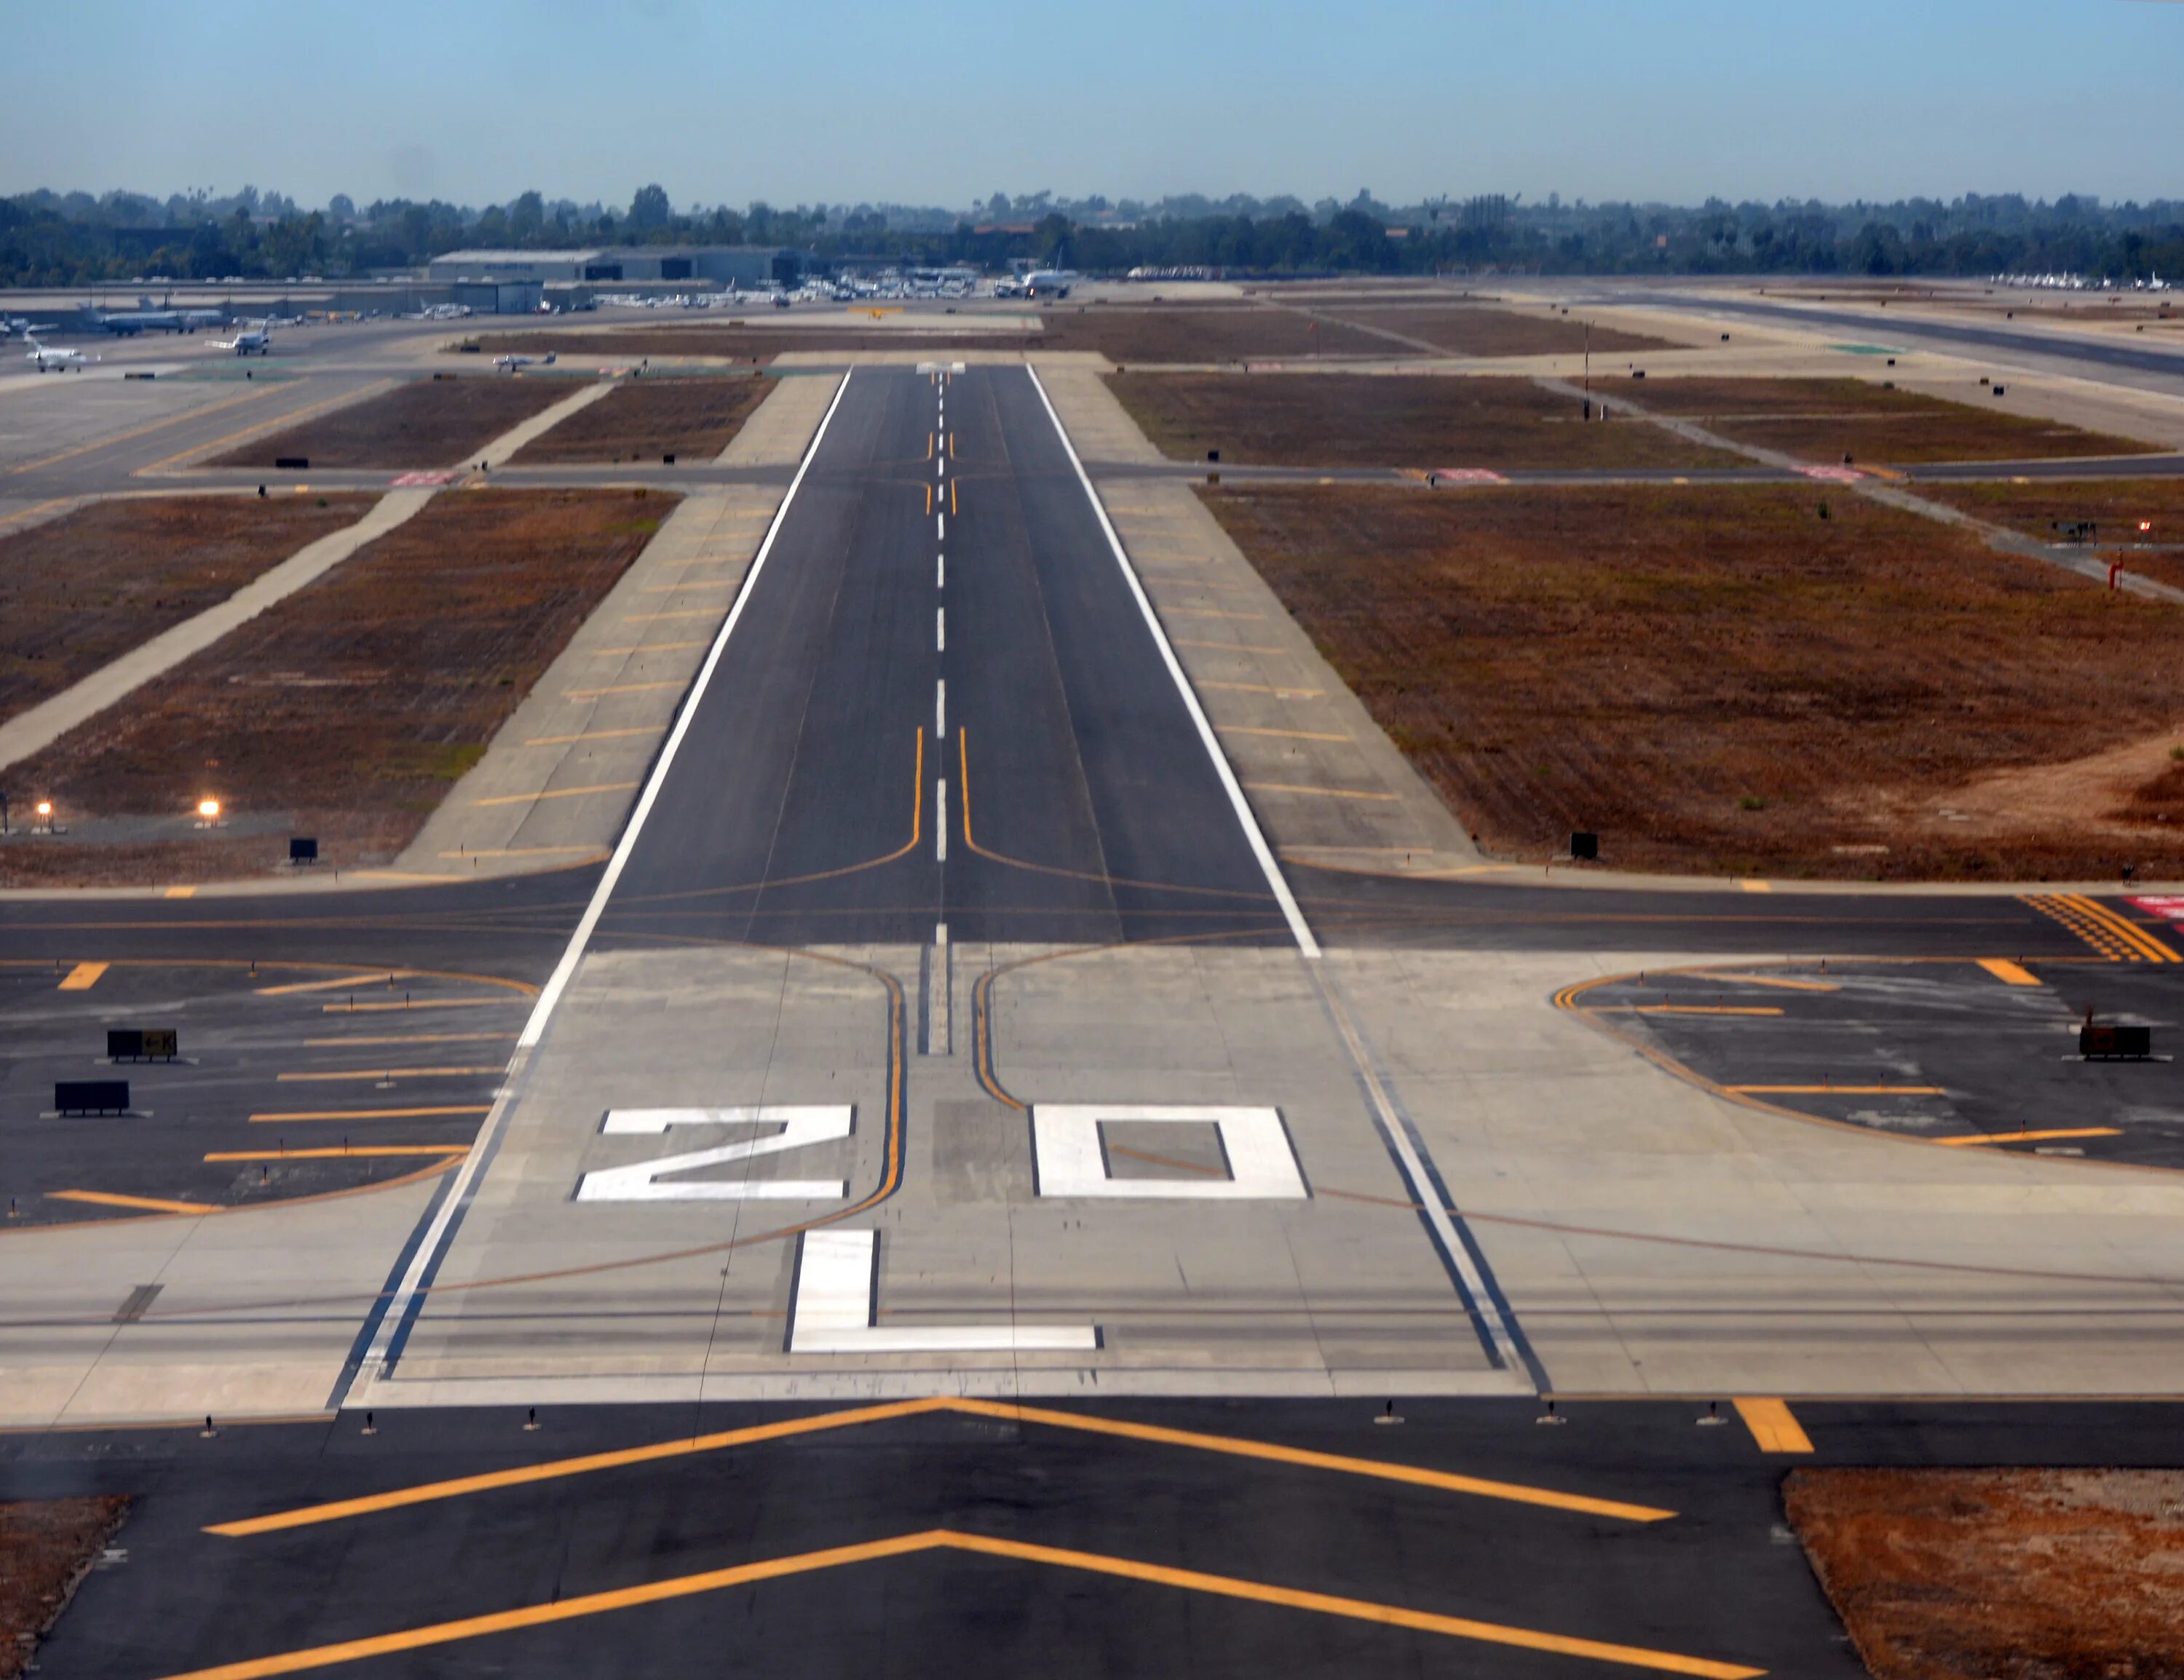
[[1432, 469, 1509, 485], [389, 471, 458, 488], [1799, 466, 1864, 483]]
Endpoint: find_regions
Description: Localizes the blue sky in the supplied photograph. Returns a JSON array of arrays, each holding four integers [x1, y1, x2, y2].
[[6, 0, 2180, 209]]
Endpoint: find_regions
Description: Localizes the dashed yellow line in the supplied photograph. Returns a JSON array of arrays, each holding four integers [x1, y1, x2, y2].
[[57, 962, 108, 991], [256, 972, 411, 996], [1977, 958, 2042, 986], [1728, 1084, 1943, 1095]]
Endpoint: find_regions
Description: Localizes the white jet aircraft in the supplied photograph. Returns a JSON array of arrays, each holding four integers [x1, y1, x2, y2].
[[24, 337, 93, 372], [209, 326, 273, 355], [492, 352, 557, 371]]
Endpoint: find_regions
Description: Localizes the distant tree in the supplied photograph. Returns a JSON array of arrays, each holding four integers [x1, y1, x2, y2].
[[628, 183, 671, 233], [510, 190, 545, 242], [328, 193, 356, 223]]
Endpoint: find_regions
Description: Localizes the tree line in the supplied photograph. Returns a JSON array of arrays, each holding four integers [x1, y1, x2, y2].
[[3, 183, 2180, 288]]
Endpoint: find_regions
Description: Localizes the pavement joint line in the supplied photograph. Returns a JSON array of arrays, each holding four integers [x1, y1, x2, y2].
[[57, 960, 108, 990], [157, 1526, 1760, 1680], [206, 1394, 1670, 1539], [585, 640, 711, 657], [1731, 1398, 1813, 1455], [1026, 363, 1319, 959], [561, 681, 684, 700], [1217, 726, 1351, 742], [344, 369, 854, 1392], [1174, 639, 1288, 654]]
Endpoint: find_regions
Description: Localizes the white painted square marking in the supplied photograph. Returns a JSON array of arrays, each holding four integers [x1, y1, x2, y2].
[[1031, 1105, 1308, 1200], [577, 1106, 852, 1201]]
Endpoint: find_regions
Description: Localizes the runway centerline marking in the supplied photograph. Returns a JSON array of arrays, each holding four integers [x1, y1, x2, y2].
[[159, 1528, 1755, 1680], [207, 1395, 1670, 1538]]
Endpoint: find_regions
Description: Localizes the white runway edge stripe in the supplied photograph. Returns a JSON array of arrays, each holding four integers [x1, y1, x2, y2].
[[1024, 366, 1321, 959], [344, 371, 858, 1394]]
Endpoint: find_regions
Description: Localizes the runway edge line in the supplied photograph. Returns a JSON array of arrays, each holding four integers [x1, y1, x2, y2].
[[1023, 364, 1320, 959], [338, 368, 858, 1401]]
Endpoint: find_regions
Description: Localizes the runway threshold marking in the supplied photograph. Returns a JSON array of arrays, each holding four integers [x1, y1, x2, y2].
[[248, 1106, 493, 1123], [1935, 1127, 2124, 1147], [50, 1189, 216, 1216], [206, 1395, 1672, 1538], [1977, 957, 2043, 986], [56, 961, 108, 991], [157, 1529, 1760, 1680], [1731, 1398, 1812, 1455]]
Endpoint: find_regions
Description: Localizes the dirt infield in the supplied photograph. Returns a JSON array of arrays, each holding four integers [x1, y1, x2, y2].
[[1203, 482, 2184, 879], [510, 375, 771, 464], [210, 377, 578, 469], [0, 1497, 129, 1680], [1920, 478, 2184, 593], [1108, 373, 1740, 471], [1, 489, 673, 885], [0, 495, 368, 724], [1307, 304, 1680, 357], [1787, 1468, 2184, 1679], [474, 305, 1417, 366], [1631, 376, 2154, 464]]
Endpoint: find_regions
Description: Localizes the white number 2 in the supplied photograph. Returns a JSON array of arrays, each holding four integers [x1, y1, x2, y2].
[[575, 1106, 853, 1202]]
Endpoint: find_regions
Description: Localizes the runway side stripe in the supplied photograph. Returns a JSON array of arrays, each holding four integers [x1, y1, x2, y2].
[[520, 365, 854, 1050], [1023, 365, 1319, 959], [340, 370, 854, 1396]]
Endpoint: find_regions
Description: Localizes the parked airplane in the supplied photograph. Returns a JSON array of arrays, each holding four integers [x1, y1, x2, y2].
[[1021, 269, 1074, 298], [208, 326, 272, 355], [25, 338, 94, 372], [493, 352, 557, 371]]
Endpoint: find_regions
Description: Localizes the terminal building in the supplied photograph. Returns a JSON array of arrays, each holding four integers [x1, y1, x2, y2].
[[426, 246, 803, 309]]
